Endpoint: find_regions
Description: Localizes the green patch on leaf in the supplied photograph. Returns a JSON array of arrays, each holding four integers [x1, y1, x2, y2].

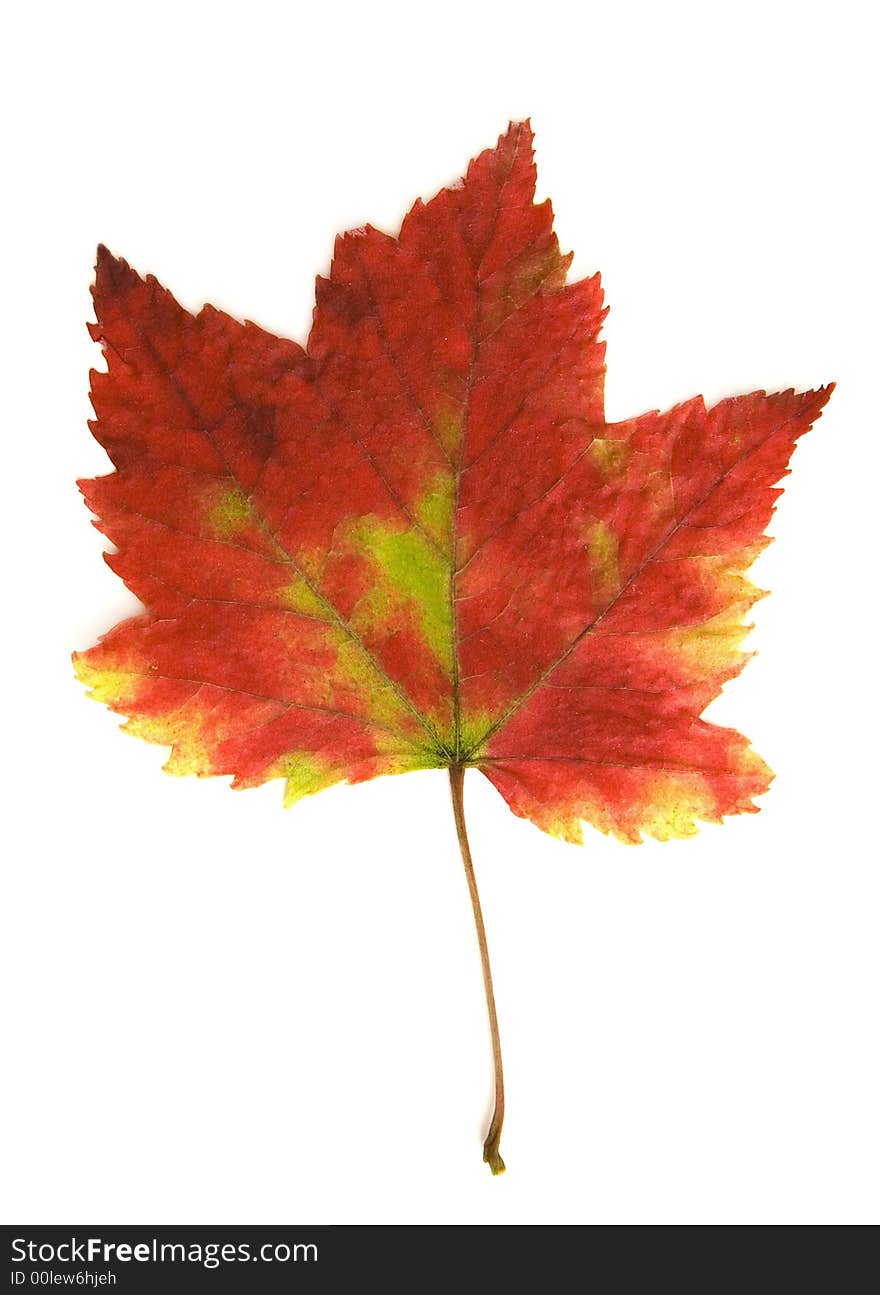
[[414, 469, 454, 546], [588, 438, 628, 478], [331, 638, 420, 733], [585, 519, 620, 599], [209, 487, 253, 538], [280, 752, 340, 807], [434, 405, 463, 459], [348, 518, 453, 674], [458, 708, 499, 760], [276, 576, 329, 619]]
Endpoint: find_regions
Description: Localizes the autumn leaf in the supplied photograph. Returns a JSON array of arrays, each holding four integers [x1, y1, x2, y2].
[[74, 121, 832, 1173]]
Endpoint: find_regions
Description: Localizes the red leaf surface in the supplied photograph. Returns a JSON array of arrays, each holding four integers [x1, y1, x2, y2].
[[74, 122, 831, 844]]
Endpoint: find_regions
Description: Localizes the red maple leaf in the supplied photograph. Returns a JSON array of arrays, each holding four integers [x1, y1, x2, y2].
[[74, 122, 832, 1172]]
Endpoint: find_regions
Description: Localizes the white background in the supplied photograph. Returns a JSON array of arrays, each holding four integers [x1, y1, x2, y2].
[[2, 0, 877, 1225]]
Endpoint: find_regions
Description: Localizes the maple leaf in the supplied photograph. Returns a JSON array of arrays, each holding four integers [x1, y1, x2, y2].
[[74, 122, 831, 1174]]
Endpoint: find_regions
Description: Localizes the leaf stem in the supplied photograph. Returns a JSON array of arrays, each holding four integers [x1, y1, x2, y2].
[[449, 764, 506, 1174]]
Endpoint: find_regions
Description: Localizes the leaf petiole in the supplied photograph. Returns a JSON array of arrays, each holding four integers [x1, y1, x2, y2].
[[449, 765, 506, 1174]]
